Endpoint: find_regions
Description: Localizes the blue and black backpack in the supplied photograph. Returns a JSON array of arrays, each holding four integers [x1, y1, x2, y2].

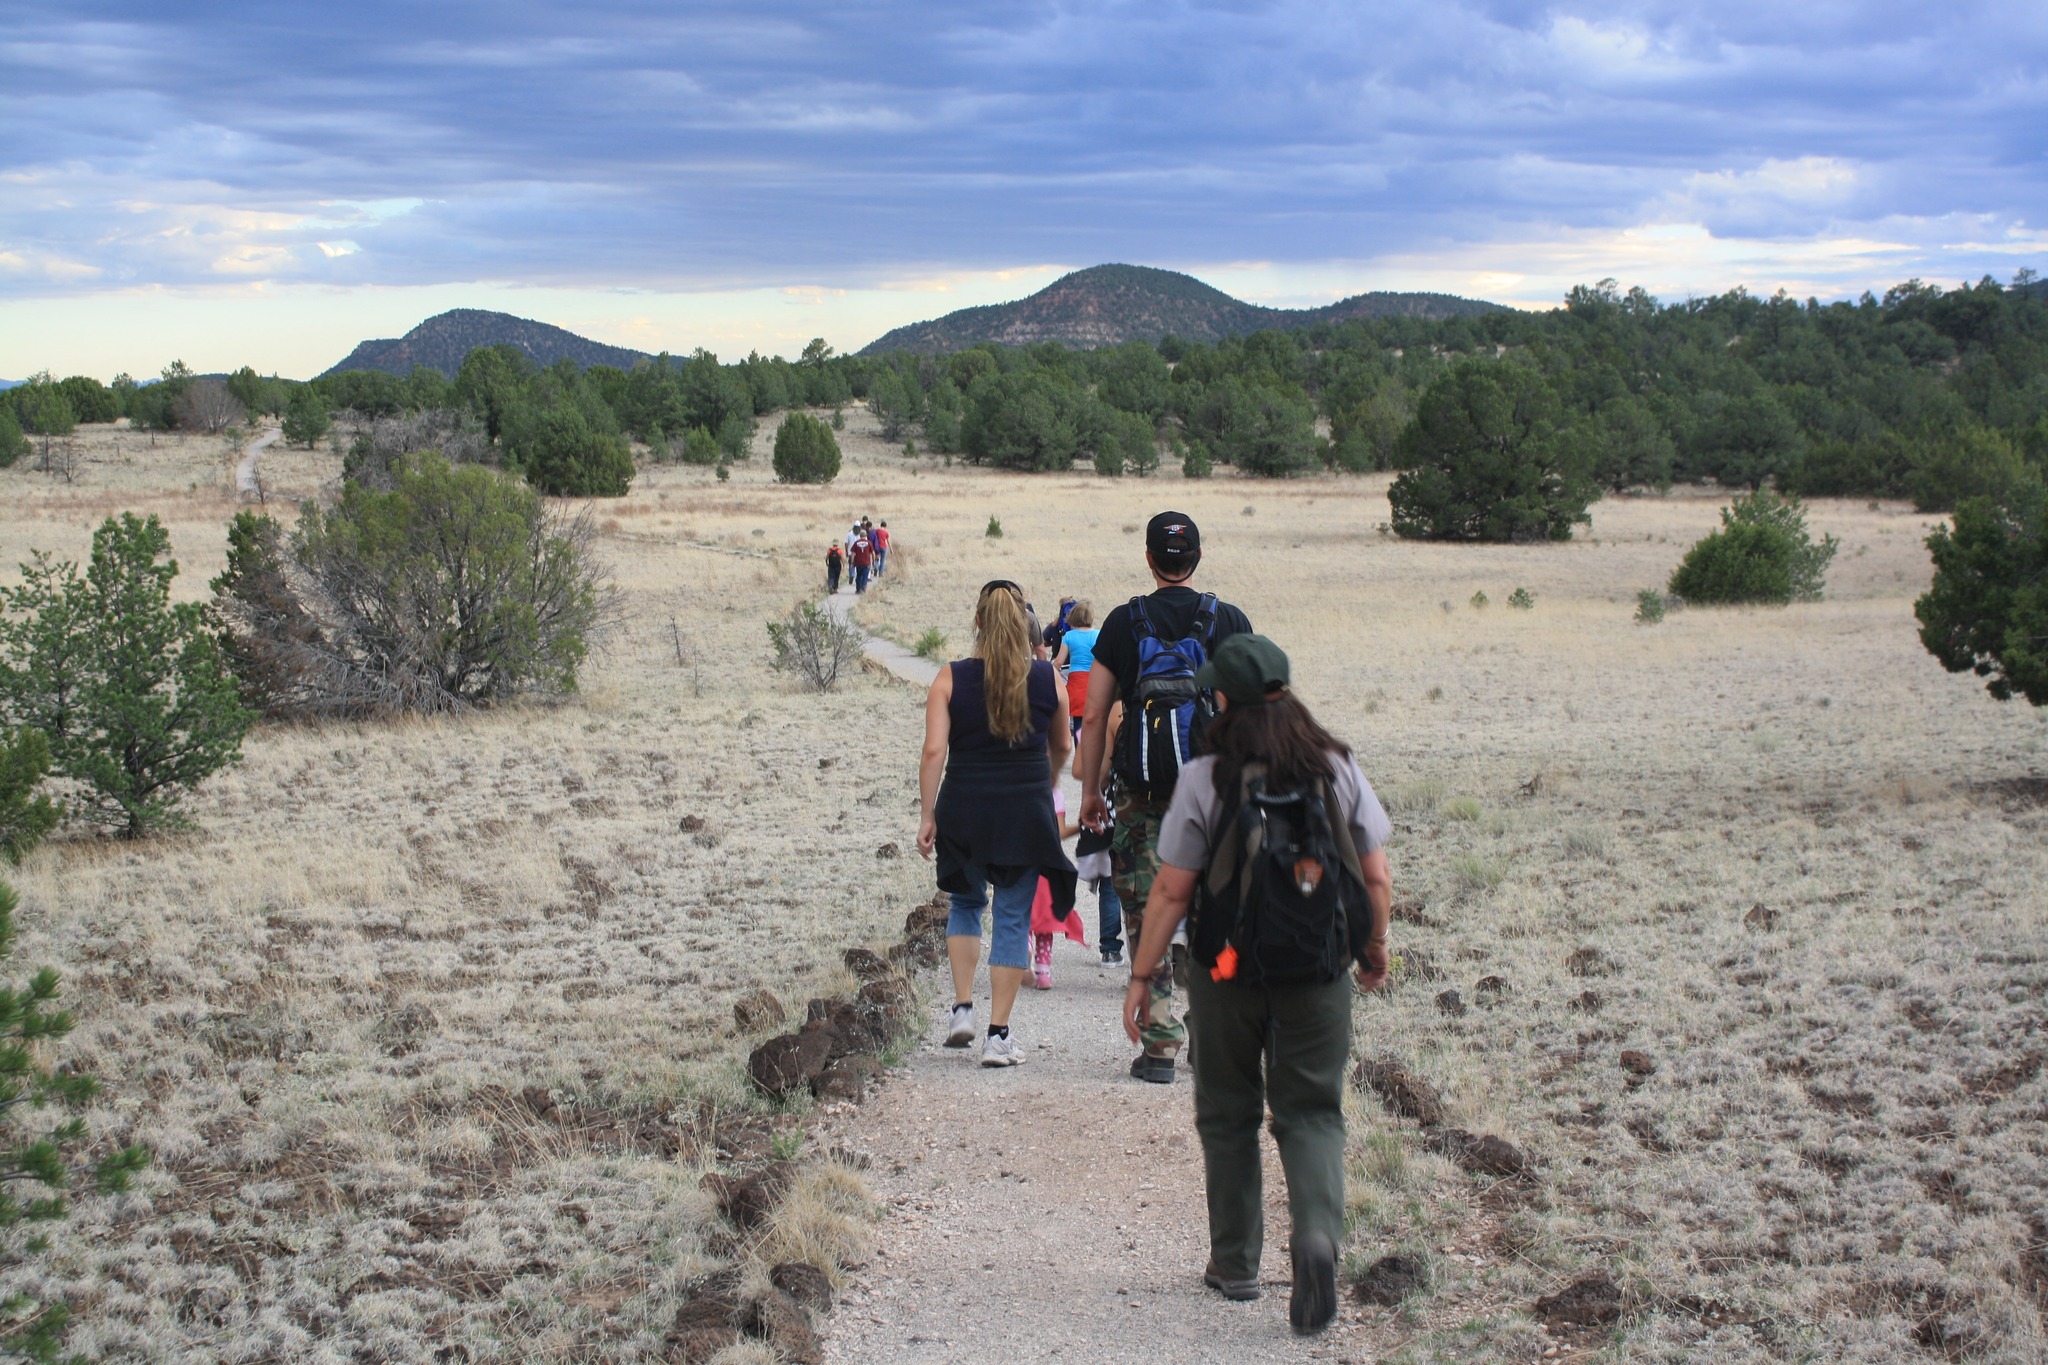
[[1112, 593, 1219, 800]]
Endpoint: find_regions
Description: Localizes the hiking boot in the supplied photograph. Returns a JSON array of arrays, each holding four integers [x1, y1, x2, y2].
[[981, 1032, 1026, 1067], [1204, 1264, 1261, 1301], [1129, 1054, 1175, 1084], [1289, 1231, 1337, 1336], [944, 1003, 975, 1048]]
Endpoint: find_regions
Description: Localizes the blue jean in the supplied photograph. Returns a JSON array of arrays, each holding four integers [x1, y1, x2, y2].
[[1093, 877, 1124, 956], [875, 549, 888, 577], [947, 865, 1035, 969], [854, 564, 870, 593]]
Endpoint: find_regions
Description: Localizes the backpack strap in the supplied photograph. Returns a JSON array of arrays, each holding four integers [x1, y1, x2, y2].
[[1127, 595, 1156, 641], [1193, 593, 1219, 649]]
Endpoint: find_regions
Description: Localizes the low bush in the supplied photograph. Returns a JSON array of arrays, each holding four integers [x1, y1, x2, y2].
[[913, 628, 948, 659], [0, 514, 253, 838], [1917, 484, 2048, 704], [1507, 587, 1534, 610], [1634, 588, 1667, 625], [1668, 489, 1838, 605], [767, 602, 863, 692], [213, 456, 611, 718]]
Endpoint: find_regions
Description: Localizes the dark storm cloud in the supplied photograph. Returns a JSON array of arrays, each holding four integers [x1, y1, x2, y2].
[[2, 1, 2044, 294]]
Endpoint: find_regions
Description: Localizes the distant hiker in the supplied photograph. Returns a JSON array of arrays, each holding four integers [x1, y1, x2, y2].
[[850, 533, 875, 594], [1077, 511, 1253, 1084], [873, 520, 891, 578], [1042, 596, 1077, 654], [1119, 633, 1392, 1334], [825, 542, 844, 595], [1051, 600, 1098, 740], [917, 581, 1075, 1066]]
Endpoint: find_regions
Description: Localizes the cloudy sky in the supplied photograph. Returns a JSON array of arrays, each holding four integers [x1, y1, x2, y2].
[[3, 1, 2045, 378]]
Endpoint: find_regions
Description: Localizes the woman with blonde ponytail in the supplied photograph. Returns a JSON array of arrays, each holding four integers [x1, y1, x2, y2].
[[917, 580, 1075, 1066]]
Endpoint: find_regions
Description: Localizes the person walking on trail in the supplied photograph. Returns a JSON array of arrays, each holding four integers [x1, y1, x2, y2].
[[1051, 600, 1099, 741], [873, 520, 891, 579], [917, 581, 1076, 1067], [825, 542, 843, 595], [1077, 511, 1253, 1084], [850, 533, 875, 594], [1119, 633, 1393, 1335]]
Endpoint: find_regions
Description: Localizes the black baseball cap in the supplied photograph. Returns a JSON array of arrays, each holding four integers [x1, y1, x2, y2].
[[1145, 511, 1200, 570], [1194, 633, 1290, 705]]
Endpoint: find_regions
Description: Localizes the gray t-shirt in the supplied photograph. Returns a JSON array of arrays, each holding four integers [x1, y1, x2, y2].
[[1156, 753, 1392, 871]]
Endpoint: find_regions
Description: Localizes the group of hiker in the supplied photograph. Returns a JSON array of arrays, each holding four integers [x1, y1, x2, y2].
[[825, 517, 888, 595], [913, 510, 1395, 1337]]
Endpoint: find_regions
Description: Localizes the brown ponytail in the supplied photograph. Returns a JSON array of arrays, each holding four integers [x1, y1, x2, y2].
[[974, 582, 1033, 744]]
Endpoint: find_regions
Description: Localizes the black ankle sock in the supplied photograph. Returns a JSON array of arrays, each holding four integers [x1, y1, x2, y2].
[[954, 1001, 972, 1011], [987, 1024, 1009, 1039]]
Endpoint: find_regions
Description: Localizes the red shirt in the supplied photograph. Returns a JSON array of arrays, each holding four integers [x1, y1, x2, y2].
[[850, 538, 874, 567], [874, 527, 890, 550]]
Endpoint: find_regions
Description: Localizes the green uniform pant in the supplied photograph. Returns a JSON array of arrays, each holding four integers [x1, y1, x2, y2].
[[1186, 969, 1353, 1281], [1113, 795, 1186, 1058]]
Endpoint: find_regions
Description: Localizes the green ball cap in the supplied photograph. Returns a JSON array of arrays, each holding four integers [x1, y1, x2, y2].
[[1194, 633, 1291, 705]]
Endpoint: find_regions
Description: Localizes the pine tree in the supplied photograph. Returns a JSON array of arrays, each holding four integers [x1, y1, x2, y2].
[[0, 514, 254, 838], [0, 876, 149, 1361]]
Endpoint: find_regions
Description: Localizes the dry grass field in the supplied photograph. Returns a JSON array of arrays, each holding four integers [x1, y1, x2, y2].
[[2, 409, 2044, 1362]]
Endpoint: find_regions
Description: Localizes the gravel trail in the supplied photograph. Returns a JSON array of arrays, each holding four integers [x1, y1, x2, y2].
[[821, 945, 1391, 1363]]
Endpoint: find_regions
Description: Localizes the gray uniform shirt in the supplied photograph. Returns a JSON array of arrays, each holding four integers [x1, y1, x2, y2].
[[1155, 753, 1392, 872]]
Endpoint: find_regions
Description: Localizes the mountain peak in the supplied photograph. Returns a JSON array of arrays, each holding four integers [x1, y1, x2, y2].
[[320, 309, 648, 379], [859, 264, 1501, 354]]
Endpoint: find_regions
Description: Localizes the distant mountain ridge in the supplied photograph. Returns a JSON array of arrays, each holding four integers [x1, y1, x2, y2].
[[320, 309, 649, 379], [858, 264, 1504, 355]]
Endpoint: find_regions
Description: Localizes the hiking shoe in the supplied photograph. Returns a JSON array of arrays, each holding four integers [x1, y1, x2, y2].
[[1204, 1264, 1261, 1301], [1129, 1054, 1175, 1084], [1100, 949, 1124, 967], [1289, 1231, 1337, 1336], [944, 1004, 975, 1048], [981, 1032, 1026, 1067]]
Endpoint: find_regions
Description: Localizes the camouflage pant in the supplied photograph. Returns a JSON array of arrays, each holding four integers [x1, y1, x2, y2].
[[1113, 795, 1187, 1059]]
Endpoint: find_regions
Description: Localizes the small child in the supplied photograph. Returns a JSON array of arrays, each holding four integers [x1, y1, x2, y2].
[[1029, 787, 1087, 988]]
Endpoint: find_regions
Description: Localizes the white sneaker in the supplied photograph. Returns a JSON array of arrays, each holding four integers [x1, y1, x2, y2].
[[944, 1003, 975, 1048], [981, 1032, 1026, 1067]]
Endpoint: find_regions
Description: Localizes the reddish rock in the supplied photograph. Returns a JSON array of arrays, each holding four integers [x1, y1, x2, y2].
[[1353, 1057, 1446, 1127], [733, 988, 786, 1034], [747, 1031, 830, 1097]]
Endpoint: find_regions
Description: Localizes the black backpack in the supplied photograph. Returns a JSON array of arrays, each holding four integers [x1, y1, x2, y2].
[[1111, 593, 1219, 800], [1189, 765, 1373, 986]]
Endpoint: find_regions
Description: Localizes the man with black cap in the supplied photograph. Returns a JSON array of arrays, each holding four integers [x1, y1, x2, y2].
[[1077, 511, 1253, 1083]]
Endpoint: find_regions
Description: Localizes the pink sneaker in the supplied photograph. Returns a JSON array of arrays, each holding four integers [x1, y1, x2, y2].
[[1032, 933, 1054, 990]]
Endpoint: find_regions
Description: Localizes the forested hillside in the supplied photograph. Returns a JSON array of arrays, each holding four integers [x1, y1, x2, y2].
[[320, 309, 650, 378], [860, 263, 1501, 354], [8, 274, 2044, 514]]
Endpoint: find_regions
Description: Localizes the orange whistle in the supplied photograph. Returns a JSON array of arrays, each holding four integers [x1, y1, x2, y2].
[[1211, 943, 1239, 981]]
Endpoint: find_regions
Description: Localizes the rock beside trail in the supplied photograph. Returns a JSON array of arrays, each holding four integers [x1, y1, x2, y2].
[[750, 1287, 825, 1363], [772, 1261, 834, 1310], [1620, 1049, 1657, 1076], [749, 1030, 832, 1097], [665, 1293, 743, 1362], [842, 947, 893, 980], [1536, 1273, 1624, 1326], [1352, 1253, 1428, 1306], [814, 1056, 877, 1102], [733, 987, 786, 1033], [1427, 1128, 1530, 1177], [700, 1161, 797, 1230], [1434, 989, 1466, 1017], [1354, 1057, 1446, 1127]]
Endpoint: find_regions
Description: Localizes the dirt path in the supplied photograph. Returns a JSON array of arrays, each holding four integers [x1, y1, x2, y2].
[[823, 581, 939, 688], [235, 426, 281, 495], [814, 604, 1390, 1361], [820, 944, 1391, 1363]]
